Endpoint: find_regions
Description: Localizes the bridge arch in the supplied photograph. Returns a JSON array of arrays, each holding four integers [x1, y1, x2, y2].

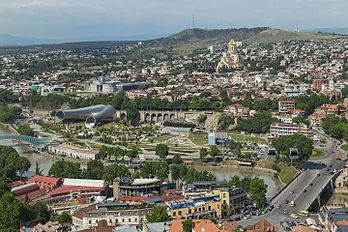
[[120, 112, 127, 120], [151, 113, 157, 123], [157, 113, 163, 122], [145, 113, 151, 123], [163, 114, 169, 121], [170, 114, 176, 121]]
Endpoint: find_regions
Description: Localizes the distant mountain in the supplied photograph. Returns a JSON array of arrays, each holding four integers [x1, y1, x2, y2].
[[304, 27, 348, 35], [0, 33, 169, 47], [0, 34, 56, 46]]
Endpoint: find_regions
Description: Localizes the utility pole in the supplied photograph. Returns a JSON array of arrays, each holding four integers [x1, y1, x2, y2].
[[192, 14, 195, 29]]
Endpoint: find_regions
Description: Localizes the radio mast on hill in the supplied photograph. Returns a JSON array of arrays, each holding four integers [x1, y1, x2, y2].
[[192, 14, 195, 29]]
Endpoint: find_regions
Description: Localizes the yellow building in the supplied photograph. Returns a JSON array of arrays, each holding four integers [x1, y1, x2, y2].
[[167, 194, 222, 220], [217, 40, 240, 71], [205, 188, 248, 217]]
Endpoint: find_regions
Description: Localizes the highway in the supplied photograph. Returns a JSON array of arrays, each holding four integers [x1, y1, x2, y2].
[[237, 129, 347, 230]]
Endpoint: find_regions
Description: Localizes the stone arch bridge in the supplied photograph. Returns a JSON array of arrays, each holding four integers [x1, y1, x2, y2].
[[115, 110, 216, 123]]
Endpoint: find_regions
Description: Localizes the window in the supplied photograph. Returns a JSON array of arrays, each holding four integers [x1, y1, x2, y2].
[[173, 212, 176, 217], [129, 218, 131, 222]]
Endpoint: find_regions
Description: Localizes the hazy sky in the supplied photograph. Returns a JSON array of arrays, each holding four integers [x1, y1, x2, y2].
[[0, 0, 347, 39]]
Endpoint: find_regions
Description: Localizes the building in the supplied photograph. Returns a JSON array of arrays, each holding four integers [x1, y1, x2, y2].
[[47, 178, 108, 202], [318, 208, 348, 232], [48, 144, 98, 160], [278, 100, 295, 114], [27, 175, 63, 192], [80, 203, 151, 229], [169, 219, 234, 232], [56, 104, 116, 128], [224, 104, 249, 117], [167, 194, 222, 220], [217, 40, 240, 71], [269, 123, 311, 137], [208, 132, 230, 145], [247, 219, 278, 232], [206, 188, 248, 216], [312, 79, 328, 92], [113, 177, 163, 198]]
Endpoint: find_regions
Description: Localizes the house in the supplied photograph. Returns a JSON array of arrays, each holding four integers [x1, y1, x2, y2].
[[246, 219, 278, 232], [169, 219, 231, 232]]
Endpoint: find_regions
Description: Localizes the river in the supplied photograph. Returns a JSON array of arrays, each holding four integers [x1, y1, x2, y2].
[[195, 165, 283, 198], [0, 124, 55, 176], [0, 123, 284, 198]]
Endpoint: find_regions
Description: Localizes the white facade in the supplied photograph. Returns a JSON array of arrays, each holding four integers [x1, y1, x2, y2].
[[48, 144, 98, 160]]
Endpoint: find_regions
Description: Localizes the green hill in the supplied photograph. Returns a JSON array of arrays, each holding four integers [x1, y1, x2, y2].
[[149, 27, 268, 54], [245, 28, 337, 44]]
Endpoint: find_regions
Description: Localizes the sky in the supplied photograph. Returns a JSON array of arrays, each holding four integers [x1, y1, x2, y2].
[[0, 0, 347, 40]]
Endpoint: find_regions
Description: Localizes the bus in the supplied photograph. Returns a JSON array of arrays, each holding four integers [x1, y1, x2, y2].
[[290, 201, 296, 207], [298, 210, 309, 217]]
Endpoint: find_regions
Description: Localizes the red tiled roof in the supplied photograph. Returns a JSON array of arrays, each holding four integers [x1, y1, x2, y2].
[[28, 175, 62, 184], [47, 185, 102, 197], [72, 204, 97, 219]]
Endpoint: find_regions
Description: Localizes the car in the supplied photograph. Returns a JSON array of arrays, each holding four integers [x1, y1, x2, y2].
[[285, 200, 289, 204], [327, 168, 331, 172], [290, 201, 296, 207], [336, 158, 342, 161], [283, 210, 288, 214], [290, 214, 299, 219], [290, 191, 294, 195], [310, 183, 313, 186], [317, 173, 321, 176], [304, 189, 307, 193], [276, 205, 281, 209]]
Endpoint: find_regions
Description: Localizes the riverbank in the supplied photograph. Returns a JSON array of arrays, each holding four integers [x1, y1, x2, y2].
[[194, 163, 284, 198]]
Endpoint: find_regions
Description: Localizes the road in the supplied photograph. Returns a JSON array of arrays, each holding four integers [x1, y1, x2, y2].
[[237, 129, 347, 230]]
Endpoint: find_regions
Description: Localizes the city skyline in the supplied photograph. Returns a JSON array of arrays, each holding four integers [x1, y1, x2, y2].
[[0, 0, 347, 41]]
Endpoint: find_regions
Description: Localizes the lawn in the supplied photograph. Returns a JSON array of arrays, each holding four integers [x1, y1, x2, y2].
[[153, 135, 172, 143], [341, 144, 348, 152], [230, 133, 269, 145], [311, 149, 326, 158], [188, 133, 208, 145], [277, 163, 298, 184]]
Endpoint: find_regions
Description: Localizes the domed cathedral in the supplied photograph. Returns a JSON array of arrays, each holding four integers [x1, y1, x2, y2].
[[217, 39, 240, 71]]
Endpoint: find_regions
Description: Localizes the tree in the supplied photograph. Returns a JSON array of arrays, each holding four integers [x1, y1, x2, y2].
[[35, 161, 44, 175], [198, 114, 207, 126], [0, 146, 31, 179], [103, 164, 130, 182], [209, 145, 220, 157], [155, 144, 169, 159], [170, 164, 187, 181], [127, 106, 141, 126], [249, 178, 268, 207], [185, 169, 216, 184], [183, 219, 195, 232], [200, 148, 208, 160], [83, 160, 104, 179], [48, 160, 81, 178], [236, 112, 278, 133], [173, 154, 183, 164], [272, 134, 314, 166], [146, 206, 171, 222], [17, 124, 35, 136], [127, 149, 138, 160], [52, 212, 72, 225], [228, 175, 241, 187], [0, 192, 23, 230], [218, 113, 234, 130], [229, 139, 242, 157], [140, 162, 169, 180], [31, 202, 52, 223]]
